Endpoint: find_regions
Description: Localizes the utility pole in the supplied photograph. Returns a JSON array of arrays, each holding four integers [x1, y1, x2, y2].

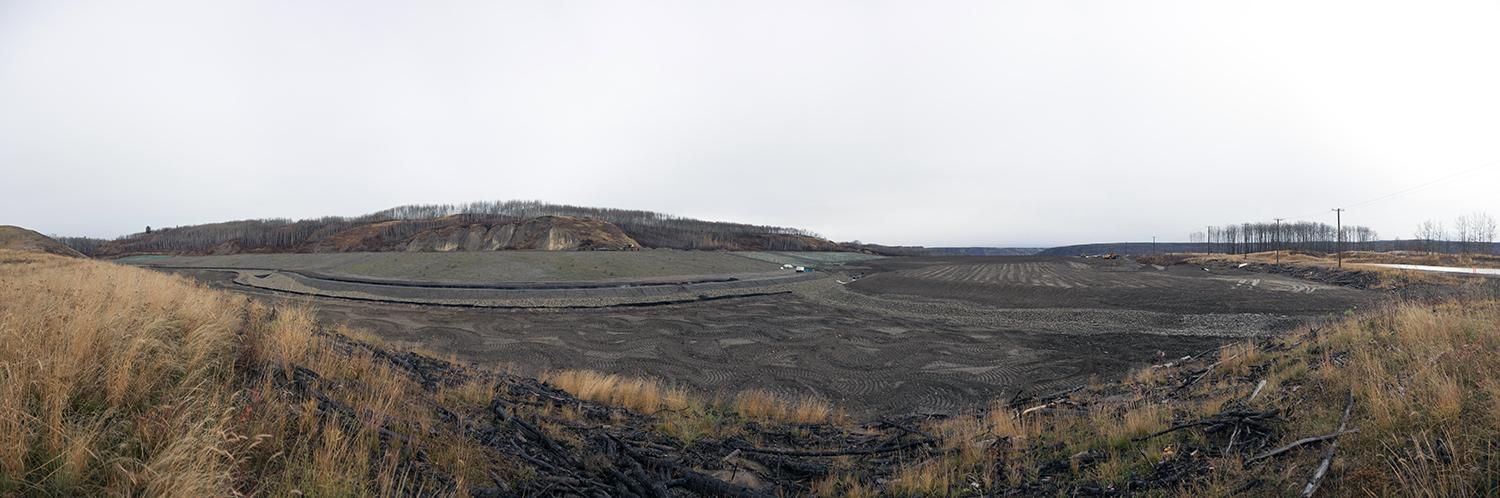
[[1332, 208, 1345, 268], [1207, 226, 1213, 254], [1273, 218, 1284, 265], [1152, 236, 1157, 255]]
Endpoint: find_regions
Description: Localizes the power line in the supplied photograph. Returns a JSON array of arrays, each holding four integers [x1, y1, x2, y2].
[[1276, 160, 1497, 222], [1182, 160, 1496, 243], [1332, 208, 1345, 268], [1343, 162, 1496, 210]]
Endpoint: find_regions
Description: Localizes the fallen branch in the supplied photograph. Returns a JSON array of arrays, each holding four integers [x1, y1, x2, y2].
[[1174, 365, 1216, 392], [1008, 385, 1083, 409], [1020, 403, 1052, 417], [1134, 420, 1212, 441], [1249, 379, 1268, 401], [1302, 392, 1356, 497], [1245, 429, 1358, 463], [1134, 409, 1278, 442]]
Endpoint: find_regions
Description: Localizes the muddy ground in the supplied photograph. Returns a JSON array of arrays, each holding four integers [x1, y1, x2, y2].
[[161, 254, 1375, 416]]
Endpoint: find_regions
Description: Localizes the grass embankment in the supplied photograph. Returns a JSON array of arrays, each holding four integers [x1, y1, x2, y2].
[[0, 250, 510, 495]]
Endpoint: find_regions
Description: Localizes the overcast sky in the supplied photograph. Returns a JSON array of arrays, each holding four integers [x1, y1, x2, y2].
[[2, 1, 1498, 247]]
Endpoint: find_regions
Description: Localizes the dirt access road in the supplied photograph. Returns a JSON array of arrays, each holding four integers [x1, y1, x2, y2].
[[157, 253, 1374, 416]]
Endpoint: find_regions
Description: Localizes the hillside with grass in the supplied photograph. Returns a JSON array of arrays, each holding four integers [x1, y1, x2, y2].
[[0, 225, 83, 258], [4, 249, 1500, 496], [69, 200, 852, 257]]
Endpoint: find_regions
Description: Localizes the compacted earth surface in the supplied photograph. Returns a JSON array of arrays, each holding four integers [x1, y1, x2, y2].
[[140, 252, 1377, 416]]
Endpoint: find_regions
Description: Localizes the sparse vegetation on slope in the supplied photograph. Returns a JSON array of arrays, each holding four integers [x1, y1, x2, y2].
[[0, 225, 84, 258]]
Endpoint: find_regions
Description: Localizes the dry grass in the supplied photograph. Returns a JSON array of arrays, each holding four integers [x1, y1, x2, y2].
[[1217, 340, 1262, 376], [809, 473, 878, 498], [543, 370, 839, 429], [1314, 300, 1500, 496], [540, 370, 844, 446], [543, 369, 692, 414], [733, 389, 838, 424], [0, 250, 493, 496]]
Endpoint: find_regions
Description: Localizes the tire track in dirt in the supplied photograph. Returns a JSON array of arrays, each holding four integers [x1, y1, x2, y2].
[[160, 260, 1331, 416]]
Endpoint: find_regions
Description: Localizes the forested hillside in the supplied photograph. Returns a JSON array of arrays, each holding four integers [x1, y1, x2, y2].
[[64, 201, 846, 257]]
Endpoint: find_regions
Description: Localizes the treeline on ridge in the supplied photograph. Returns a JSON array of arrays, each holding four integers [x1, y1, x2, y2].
[[1187, 212, 1498, 255], [1188, 220, 1378, 254]]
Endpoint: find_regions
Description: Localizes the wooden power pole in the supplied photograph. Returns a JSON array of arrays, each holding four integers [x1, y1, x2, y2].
[[1273, 218, 1284, 265], [1332, 208, 1345, 268]]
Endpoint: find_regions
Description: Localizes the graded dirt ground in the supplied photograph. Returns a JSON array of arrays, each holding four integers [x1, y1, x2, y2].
[[155, 253, 1376, 416], [119, 249, 788, 282], [847, 256, 1374, 314]]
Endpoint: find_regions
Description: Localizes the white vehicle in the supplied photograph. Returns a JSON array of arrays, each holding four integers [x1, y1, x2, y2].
[[795, 266, 808, 272], [781, 264, 795, 270]]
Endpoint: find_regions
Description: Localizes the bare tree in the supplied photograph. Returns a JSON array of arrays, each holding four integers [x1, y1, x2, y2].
[[1458, 213, 1482, 255], [1414, 219, 1445, 254], [1473, 212, 1498, 254]]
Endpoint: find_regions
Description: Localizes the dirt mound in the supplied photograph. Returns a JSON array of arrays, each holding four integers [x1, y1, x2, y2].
[[0, 225, 84, 257]]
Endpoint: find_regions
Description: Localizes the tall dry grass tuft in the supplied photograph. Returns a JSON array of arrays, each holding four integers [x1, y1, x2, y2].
[[254, 304, 318, 374], [544, 369, 691, 413], [734, 389, 836, 424], [544, 369, 838, 425], [0, 251, 247, 495]]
